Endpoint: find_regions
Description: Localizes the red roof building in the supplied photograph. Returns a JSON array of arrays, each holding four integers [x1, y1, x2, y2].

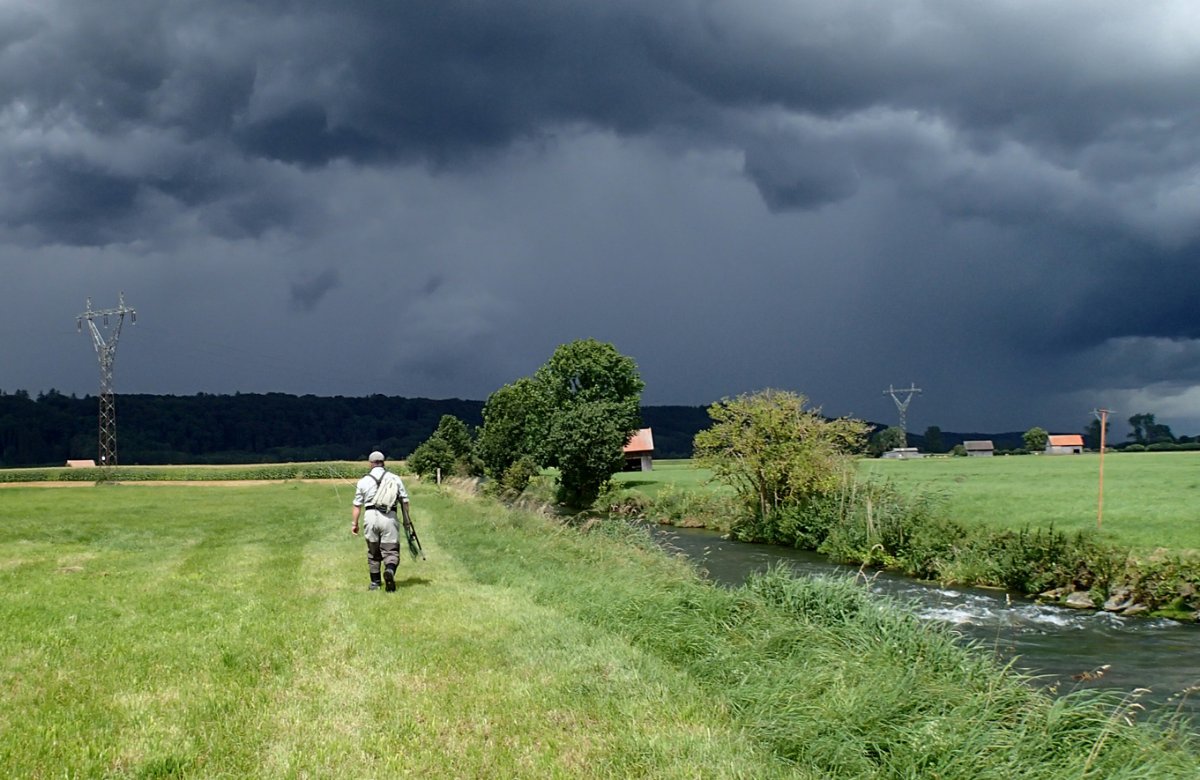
[[1046, 434, 1084, 454], [623, 428, 655, 471]]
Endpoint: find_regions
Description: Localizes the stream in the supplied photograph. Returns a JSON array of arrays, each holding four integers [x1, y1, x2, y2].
[[653, 525, 1200, 722]]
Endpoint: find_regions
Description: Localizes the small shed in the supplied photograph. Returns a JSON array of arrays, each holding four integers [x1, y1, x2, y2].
[[623, 428, 655, 472], [963, 440, 994, 457], [66, 459, 97, 468], [1046, 434, 1084, 455]]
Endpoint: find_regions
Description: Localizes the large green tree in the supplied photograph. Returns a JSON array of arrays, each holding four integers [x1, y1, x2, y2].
[[432, 414, 474, 461], [475, 378, 546, 479], [1128, 413, 1175, 445], [407, 414, 480, 478], [923, 425, 945, 454], [694, 389, 868, 520], [870, 426, 907, 456], [1022, 427, 1048, 452], [534, 339, 644, 508]]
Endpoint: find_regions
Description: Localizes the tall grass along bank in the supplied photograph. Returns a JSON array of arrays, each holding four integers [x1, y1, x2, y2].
[[2, 482, 1196, 777], [613, 458, 1200, 619]]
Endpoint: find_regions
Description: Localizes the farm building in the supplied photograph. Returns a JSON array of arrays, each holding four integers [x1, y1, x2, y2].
[[964, 440, 994, 457], [1046, 434, 1084, 455], [66, 459, 96, 467], [623, 428, 655, 471], [881, 447, 925, 459]]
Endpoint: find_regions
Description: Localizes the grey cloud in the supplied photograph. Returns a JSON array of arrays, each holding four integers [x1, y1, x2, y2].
[[742, 133, 860, 211], [289, 268, 340, 312]]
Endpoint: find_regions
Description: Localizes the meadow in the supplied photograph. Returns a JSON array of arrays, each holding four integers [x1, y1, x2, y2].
[[3, 481, 1198, 777], [615, 453, 1200, 554]]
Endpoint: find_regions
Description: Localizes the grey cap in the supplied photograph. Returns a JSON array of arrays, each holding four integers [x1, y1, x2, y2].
[[368, 450, 385, 463]]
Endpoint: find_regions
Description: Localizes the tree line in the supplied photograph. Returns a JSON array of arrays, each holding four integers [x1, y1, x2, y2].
[[0, 387, 709, 468], [870, 414, 1196, 456]]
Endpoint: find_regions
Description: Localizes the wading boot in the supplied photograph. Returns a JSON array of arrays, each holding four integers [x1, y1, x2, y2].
[[384, 566, 397, 592]]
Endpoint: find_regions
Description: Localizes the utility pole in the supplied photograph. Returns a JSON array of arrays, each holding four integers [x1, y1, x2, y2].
[[77, 293, 137, 469], [883, 383, 922, 443], [1093, 408, 1114, 530]]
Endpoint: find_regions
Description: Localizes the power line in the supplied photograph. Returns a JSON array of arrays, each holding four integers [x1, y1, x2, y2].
[[883, 383, 922, 441], [77, 293, 137, 468]]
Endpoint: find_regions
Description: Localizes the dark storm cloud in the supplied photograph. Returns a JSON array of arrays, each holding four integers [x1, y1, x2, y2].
[[3, 1, 1200, 433], [5, 2, 1197, 239]]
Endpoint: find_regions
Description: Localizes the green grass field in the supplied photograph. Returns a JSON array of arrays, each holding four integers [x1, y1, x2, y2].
[[616, 453, 1200, 553], [862, 452, 1200, 553], [611, 459, 727, 496], [0, 482, 782, 777], [4, 480, 1198, 777]]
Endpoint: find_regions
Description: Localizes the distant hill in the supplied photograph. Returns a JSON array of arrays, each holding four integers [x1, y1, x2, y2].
[[0, 390, 1027, 467], [903, 429, 1027, 452]]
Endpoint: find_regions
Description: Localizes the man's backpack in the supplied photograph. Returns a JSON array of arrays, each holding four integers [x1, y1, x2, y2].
[[369, 470, 402, 512]]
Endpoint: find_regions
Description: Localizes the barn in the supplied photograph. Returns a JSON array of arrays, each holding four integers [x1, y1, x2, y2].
[[623, 428, 655, 471], [1046, 434, 1084, 455], [964, 440, 995, 457]]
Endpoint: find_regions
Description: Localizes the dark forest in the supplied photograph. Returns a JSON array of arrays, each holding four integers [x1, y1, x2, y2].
[[0, 390, 711, 467]]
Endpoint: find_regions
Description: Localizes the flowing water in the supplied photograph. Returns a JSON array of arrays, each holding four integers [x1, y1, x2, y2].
[[654, 525, 1200, 722]]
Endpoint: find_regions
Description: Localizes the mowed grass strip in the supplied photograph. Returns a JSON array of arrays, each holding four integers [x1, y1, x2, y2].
[[0, 483, 791, 778]]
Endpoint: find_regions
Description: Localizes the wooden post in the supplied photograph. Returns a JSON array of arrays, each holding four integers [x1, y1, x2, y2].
[[436, 467, 441, 485], [1096, 408, 1111, 530]]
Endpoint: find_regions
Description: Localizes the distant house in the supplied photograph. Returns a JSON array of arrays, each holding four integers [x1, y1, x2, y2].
[[881, 447, 925, 459], [963, 440, 994, 457], [1046, 434, 1084, 455], [65, 459, 96, 468], [623, 428, 655, 471]]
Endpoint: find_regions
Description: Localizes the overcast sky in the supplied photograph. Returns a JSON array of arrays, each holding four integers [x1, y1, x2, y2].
[[3, 1, 1199, 436]]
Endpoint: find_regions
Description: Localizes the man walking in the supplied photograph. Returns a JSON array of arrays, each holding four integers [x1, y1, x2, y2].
[[351, 451, 412, 591]]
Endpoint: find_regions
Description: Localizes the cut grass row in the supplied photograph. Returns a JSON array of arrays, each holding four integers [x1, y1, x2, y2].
[[0, 482, 778, 777], [2, 482, 1197, 777]]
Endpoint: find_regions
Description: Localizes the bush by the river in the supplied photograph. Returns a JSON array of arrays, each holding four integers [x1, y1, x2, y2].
[[631, 475, 1200, 616]]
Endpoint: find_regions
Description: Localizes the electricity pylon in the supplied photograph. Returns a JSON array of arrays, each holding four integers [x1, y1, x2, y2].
[[883, 383, 922, 442], [77, 293, 137, 468]]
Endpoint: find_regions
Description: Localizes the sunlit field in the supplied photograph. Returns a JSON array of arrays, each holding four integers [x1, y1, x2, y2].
[[3, 481, 1195, 777], [862, 452, 1200, 552], [615, 453, 1200, 553], [0, 483, 783, 777]]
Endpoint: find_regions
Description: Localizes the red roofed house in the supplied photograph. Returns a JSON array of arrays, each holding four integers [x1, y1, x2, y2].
[[1046, 434, 1084, 455], [623, 428, 655, 472]]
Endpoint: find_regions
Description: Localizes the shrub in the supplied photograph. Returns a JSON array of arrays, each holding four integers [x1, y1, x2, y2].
[[499, 455, 541, 495], [407, 436, 457, 479]]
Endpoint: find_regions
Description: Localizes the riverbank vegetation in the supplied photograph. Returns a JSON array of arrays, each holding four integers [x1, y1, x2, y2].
[[2, 482, 1196, 777], [608, 395, 1200, 620]]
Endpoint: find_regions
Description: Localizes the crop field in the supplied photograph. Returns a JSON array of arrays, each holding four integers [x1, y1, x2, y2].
[[615, 453, 1200, 553]]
